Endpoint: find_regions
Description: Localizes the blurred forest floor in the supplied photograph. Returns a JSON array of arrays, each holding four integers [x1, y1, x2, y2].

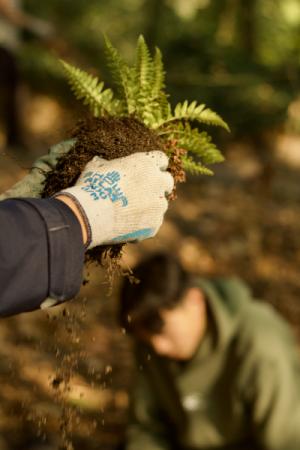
[[0, 92, 300, 450]]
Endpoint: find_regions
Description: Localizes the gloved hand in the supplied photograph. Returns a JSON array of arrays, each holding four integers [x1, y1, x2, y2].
[[0, 139, 75, 201], [55, 152, 174, 248]]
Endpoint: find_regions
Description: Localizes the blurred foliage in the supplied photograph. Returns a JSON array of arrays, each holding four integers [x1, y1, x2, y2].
[[20, 0, 300, 136]]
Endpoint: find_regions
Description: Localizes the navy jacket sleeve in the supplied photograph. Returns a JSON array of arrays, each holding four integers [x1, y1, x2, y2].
[[0, 198, 84, 316]]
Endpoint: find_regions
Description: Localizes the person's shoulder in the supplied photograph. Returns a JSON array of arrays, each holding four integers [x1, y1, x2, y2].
[[236, 300, 297, 360], [234, 301, 300, 400], [199, 276, 252, 315]]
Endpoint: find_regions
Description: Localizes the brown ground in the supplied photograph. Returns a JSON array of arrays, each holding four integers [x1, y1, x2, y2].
[[0, 103, 300, 449]]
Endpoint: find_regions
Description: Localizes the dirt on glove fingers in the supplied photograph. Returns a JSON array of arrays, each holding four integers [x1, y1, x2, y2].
[[41, 116, 165, 274]]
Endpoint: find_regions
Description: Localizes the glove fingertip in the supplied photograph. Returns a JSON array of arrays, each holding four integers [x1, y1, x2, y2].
[[162, 172, 175, 196], [83, 155, 107, 171], [145, 151, 169, 170], [91, 155, 107, 163]]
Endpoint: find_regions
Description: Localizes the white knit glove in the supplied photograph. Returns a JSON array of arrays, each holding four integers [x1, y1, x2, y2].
[[55, 152, 174, 248]]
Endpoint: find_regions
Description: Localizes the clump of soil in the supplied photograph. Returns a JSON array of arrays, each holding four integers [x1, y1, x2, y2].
[[165, 139, 187, 199], [41, 116, 167, 275]]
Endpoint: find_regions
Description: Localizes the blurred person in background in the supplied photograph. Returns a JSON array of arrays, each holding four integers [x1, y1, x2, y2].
[[119, 252, 300, 450], [0, 0, 54, 151]]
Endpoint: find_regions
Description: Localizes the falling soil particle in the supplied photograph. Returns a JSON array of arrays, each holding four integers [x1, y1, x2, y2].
[[50, 306, 89, 450], [39, 116, 184, 449]]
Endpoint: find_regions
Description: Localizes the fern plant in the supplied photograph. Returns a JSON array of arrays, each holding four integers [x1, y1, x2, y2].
[[61, 35, 229, 176]]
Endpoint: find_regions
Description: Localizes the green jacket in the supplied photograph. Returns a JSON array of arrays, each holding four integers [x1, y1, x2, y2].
[[127, 278, 300, 450]]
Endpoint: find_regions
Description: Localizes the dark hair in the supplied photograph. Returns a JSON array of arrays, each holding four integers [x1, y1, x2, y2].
[[119, 253, 190, 335]]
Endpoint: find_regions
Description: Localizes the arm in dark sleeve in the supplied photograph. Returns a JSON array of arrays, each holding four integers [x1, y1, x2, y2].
[[0, 198, 84, 317]]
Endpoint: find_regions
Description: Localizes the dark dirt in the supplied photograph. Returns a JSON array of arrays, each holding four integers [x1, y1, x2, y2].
[[42, 116, 164, 196]]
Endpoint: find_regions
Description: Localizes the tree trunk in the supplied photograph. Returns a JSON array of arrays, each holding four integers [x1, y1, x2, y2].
[[237, 0, 257, 57]]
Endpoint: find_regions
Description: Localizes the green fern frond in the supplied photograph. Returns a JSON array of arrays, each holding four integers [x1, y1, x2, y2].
[[141, 96, 171, 128], [60, 60, 117, 116], [135, 35, 154, 97], [134, 36, 172, 127], [155, 100, 229, 131], [142, 109, 160, 128], [193, 106, 230, 131], [133, 35, 157, 123], [184, 134, 224, 164], [152, 47, 165, 100], [103, 34, 137, 114], [159, 93, 172, 121], [167, 123, 224, 164], [182, 155, 214, 176]]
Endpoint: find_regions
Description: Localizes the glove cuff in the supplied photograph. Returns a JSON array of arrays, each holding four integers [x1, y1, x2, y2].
[[53, 191, 92, 249], [54, 187, 114, 248]]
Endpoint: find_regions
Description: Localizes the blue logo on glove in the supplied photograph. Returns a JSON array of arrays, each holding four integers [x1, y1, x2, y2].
[[81, 171, 128, 206]]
